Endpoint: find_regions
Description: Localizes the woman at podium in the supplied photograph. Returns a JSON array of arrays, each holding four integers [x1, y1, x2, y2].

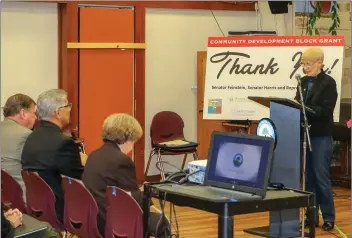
[[294, 48, 337, 232]]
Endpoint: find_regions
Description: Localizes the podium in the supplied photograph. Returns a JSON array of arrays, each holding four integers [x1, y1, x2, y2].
[[244, 96, 315, 238]]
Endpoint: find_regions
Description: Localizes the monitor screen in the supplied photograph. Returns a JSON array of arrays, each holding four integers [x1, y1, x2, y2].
[[206, 133, 272, 190]]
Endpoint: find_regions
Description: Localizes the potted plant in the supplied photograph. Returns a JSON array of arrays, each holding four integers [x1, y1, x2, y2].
[[310, 1, 332, 13], [306, 1, 340, 35]]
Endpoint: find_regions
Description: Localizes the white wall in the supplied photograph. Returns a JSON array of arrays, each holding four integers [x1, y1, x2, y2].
[[145, 2, 294, 175], [1, 2, 58, 117]]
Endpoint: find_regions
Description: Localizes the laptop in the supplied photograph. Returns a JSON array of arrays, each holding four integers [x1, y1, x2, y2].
[[157, 131, 275, 202], [14, 214, 48, 237]]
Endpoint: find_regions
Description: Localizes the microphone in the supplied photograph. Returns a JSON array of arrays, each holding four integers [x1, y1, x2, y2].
[[295, 74, 302, 85]]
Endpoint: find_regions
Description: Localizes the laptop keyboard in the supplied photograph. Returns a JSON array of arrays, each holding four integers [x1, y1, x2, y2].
[[206, 186, 258, 200], [160, 184, 261, 201]]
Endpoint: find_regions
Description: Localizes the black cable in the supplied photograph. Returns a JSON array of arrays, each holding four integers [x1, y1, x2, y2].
[[167, 203, 180, 238], [155, 161, 186, 175], [155, 161, 189, 184], [165, 202, 180, 238], [154, 161, 183, 237], [172, 204, 180, 237], [155, 160, 203, 185], [168, 201, 172, 238], [169, 202, 173, 236], [210, 9, 225, 36], [155, 192, 167, 238], [177, 169, 203, 184]]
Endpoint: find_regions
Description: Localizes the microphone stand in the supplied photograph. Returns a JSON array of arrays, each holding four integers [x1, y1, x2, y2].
[[296, 78, 312, 237]]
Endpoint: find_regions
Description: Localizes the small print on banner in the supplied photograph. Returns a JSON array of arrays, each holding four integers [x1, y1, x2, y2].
[[202, 35, 344, 122]]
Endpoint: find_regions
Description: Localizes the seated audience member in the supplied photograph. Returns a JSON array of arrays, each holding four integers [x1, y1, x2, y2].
[[1, 203, 60, 238], [82, 113, 170, 237], [1, 94, 37, 201], [21, 89, 87, 222], [2, 202, 16, 238]]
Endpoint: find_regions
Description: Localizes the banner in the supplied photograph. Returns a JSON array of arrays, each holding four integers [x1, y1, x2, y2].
[[203, 35, 344, 121]]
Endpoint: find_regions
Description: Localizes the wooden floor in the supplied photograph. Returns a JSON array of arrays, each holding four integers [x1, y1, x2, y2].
[[154, 187, 351, 238]]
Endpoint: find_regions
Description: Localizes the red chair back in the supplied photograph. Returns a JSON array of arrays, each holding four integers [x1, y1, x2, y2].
[[61, 176, 103, 238], [1, 169, 26, 213], [105, 186, 143, 238], [21, 170, 64, 230], [150, 111, 185, 144]]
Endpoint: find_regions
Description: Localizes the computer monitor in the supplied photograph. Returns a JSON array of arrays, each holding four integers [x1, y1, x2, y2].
[[204, 131, 275, 197]]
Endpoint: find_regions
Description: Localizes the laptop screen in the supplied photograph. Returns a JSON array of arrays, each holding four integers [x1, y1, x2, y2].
[[206, 133, 273, 190]]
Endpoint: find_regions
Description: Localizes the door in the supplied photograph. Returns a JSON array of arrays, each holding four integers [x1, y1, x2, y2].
[[197, 51, 223, 159], [78, 6, 134, 155]]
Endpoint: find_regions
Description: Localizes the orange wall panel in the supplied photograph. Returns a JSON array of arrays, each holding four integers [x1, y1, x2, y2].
[[79, 7, 134, 154]]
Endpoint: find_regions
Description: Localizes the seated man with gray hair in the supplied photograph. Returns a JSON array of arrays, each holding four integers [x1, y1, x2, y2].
[[82, 113, 170, 237], [21, 89, 86, 222]]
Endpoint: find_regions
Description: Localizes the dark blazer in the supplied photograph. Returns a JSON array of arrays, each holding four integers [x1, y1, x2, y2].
[[294, 71, 338, 137], [21, 120, 84, 222], [82, 141, 142, 236]]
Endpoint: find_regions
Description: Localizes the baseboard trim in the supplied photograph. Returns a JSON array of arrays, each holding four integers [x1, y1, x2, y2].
[[332, 177, 351, 188]]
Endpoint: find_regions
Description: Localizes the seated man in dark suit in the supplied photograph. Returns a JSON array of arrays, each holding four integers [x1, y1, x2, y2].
[[21, 89, 87, 222], [82, 113, 170, 237]]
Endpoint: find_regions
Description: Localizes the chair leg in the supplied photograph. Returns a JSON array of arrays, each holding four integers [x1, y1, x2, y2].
[[144, 149, 156, 178], [156, 150, 166, 181], [181, 154, 188, 170]]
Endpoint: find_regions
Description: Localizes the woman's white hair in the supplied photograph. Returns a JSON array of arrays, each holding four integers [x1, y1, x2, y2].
[[37, 89, 67, 119], [102, 113, 143, 144], [302, 48, 324, 63]]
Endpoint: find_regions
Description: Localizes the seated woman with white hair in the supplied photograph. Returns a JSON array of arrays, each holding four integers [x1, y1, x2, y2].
[[82, 113, 170, 237]]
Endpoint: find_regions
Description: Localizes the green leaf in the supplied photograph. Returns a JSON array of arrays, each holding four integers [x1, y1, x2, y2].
[[312, 18, 316, 25], [315, 28, 320, 35]]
